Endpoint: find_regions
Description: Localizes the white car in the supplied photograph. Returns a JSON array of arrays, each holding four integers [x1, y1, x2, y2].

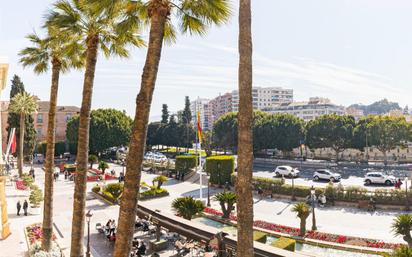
[[313, 169, 341, 182], [364, 172, 396, 186], [274, 166, 300, 178]]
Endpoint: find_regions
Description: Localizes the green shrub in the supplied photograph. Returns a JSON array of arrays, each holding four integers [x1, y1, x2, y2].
[[175, 155, 197, 175], [92, 185, 100, 193], [102, 191, 117, 203], [152, 175, 168, 189], [205, 155, 234, 186], [104, 183, 123, 199], [21, 175, 34, 187], [29, 187, 43, 207], [271, 237, 296, 252], [253, 231, 268, 243], [55, 141, 66, 156], [141, 187, 168, 197]]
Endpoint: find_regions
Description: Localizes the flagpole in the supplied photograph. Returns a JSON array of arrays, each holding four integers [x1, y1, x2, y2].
[[5, 128, 15, 162], [197, 98, 203, 201]]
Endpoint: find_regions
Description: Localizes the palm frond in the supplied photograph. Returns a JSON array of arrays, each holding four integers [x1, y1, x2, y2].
[[8, 92, 38, 115]]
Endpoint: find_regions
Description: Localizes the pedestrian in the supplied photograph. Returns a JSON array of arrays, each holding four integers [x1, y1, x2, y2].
[[16, 200, 21, 216], [64, 170, 68, 180], [181, 172, 185, 181], [23, 200, 28, 216]]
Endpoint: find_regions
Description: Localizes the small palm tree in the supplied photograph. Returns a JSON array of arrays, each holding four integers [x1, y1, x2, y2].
[[19, 28, 83, 252], [214, 191, 236, 219], [8, 92, 38, 177], [98, 161, 109, 173], [391, 246, 412, 257], [152, 175, 168, 189], [172, 196, 205, 220], [46, 2, 144, 255], [88, 154, 98, 169], [292, 202, 311, 237], [392, 214, 412, 247]]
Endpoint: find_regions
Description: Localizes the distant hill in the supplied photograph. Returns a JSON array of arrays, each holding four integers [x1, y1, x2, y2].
[[349, 99, 401, 115]]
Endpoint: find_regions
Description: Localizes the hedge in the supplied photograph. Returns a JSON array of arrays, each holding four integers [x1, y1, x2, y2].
[[104, 183, 123, 199], [175, 155, 197, 175], [271, 237, 296, 252], [206, 155, 234, 186], [35, 141, 67, 156], [253, 231, 268, 244], [233, 174, 412, 206]]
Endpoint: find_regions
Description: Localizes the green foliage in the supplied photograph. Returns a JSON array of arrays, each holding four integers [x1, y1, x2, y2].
[[98, 161, 109, 173], [253, 231, 268, 243], [88, 154, 98, 167], [182, 96, 192, 124], [391, 246, 412, 257], [21, 174, 34, 187], [175, 155, 197, 174], [214, 191, 236, 219], [271, 237, 296, 252], [104, 183, 123, 199], [66, 109, 133, 154], [35, 141, 66, 156], [349, 99, 401, 116], [292, 202, 311, 220], [91, 185, 100, 193], [392, 215, 412, 239], [172, 196, 205, 220], [213, 112, 238, 152], [306, 114, 355, 159], [152, 175, 168, 189], [141, 187, 168, 198], [161, 104, 169, 124], [29, 185, 44, 207], [206, 155, 234, 186]]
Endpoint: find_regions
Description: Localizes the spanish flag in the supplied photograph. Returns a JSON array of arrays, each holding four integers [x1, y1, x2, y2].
[[197, 111, 202, 143]]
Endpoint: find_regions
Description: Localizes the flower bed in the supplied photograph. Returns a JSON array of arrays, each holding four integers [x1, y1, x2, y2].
[[16, 180, 27, 190], [25, 223, 61, 257], [203, 207, 402, 250], [104, 173, 117, 180]]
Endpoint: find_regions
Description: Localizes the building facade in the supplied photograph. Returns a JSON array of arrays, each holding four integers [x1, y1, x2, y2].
[[190, 98, 213, 131], [264, 97, 345, 122]]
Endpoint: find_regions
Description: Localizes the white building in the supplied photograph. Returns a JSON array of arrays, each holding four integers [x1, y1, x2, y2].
[[265, 97, 345, 122], [190, 98, 213, 131], [231, 86, 293, 112]]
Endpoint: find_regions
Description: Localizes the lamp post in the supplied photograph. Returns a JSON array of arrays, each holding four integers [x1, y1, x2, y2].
[[405, 178, 409, 211], [207, 174, 211, 207], [85, 210, 93, 257], [311, 186, 317, 231]]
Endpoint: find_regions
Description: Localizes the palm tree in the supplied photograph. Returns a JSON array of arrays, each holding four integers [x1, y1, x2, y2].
[[391, 246, 412, 257], [113, 1, 230, 256], [88, 154, 98, 169], [292, 202, 311, 237], [19, 29, 83, 252], [214, 191, 236, 219], [392, 214, 412, 247], [152, 175, 167, 189], [237, 0, 253, 256], [8, 92, 38, 177], [171, 196, 205, 220], [46, 1, 144, 256]]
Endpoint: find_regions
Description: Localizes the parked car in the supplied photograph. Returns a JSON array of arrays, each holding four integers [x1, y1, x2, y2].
[[364, 172, 396, 186], [274, 166, 300, 178], [313, 169, 341, 182]]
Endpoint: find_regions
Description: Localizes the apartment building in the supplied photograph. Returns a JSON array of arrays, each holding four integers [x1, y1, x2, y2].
[[264, 97, 345, 122], [190, 98, 213, 131]]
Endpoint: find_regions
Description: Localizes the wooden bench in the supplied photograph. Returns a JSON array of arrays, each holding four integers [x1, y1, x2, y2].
[[358, 200, 374, 211], [262, 189, 273, 198]]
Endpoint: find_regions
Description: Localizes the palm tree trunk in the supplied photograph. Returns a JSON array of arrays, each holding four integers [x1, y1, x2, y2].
[[17, 113, 25, 177], [42, 61, 61, 251], [236, 0, 254, 256], [70, 35, 99, 257], [113, 7, 168, 257], [300, 219, 306, 237]]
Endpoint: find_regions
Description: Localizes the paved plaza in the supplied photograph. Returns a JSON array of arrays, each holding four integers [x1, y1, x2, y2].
[[0, 163, 407, 257]]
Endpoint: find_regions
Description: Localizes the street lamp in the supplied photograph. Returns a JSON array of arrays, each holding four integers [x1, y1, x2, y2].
[[207, 173, 211, 207], [85, 210, 93, 257], [310, 186, 317, 231], [405, 177, 409, 211]]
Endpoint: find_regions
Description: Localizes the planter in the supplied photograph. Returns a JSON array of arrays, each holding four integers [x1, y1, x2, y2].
[[24, 223, 63, 257], [139, 191, 170, 201]]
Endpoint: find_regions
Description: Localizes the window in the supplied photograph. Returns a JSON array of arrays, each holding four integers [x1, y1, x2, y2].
[[66, 114, 72, 121], [36, 128, 42, 136], [37, 114, 43, 123]]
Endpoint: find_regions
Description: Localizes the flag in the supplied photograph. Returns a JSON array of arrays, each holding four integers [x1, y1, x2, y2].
[[10, 131, 16, 154], [197, 111, 202, 143]]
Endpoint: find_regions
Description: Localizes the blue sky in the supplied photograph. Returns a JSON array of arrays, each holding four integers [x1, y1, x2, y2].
[[1, 0, 412, 120]]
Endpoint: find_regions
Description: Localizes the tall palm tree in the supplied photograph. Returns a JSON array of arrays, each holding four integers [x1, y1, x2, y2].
[[8, 92, 38, 177], [237, 0, 253, 256], [171, 196, 205, 220], [19, 29, 83, 252], [112, 1, 231, 256], [292, 202, 311, 237], [46, 1, 144, 256], [392, 214, 412, 247]]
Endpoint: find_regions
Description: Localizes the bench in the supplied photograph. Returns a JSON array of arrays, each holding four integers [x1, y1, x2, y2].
[[358, 200, 375, 211], [262, 189, 273, 198]]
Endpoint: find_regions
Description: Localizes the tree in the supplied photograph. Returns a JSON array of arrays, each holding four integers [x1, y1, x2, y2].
[[306, 114, 355, 161], [214, 191, 236, 219], [88, 154, 98, 169], [171, 196, 205, 220], [367, 116, 411, 164], [237, 0, 254, 255], [182, 96, 192, 124], [6, 75, 36, 160], [391, 246, 412, 257], [292, 202, 311, 237], [352, 116, 375, 152], [161, 104, 169, 124], [392, 214, 412, 247], [146, 122, 162, 149], [98, 161, 109, 173], [19, 28, 83, 252], [202, 131, 213, 157], [47, 1, 144, 254], [8, 92, 38, 177], [213, 112, 238, 153], [66, 109, 133, 154], [113, 1, 230, 256], [152, 175, 167, 189]]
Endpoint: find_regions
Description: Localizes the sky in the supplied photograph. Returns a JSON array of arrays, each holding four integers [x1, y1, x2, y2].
[[2, 0, 412, 121]]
